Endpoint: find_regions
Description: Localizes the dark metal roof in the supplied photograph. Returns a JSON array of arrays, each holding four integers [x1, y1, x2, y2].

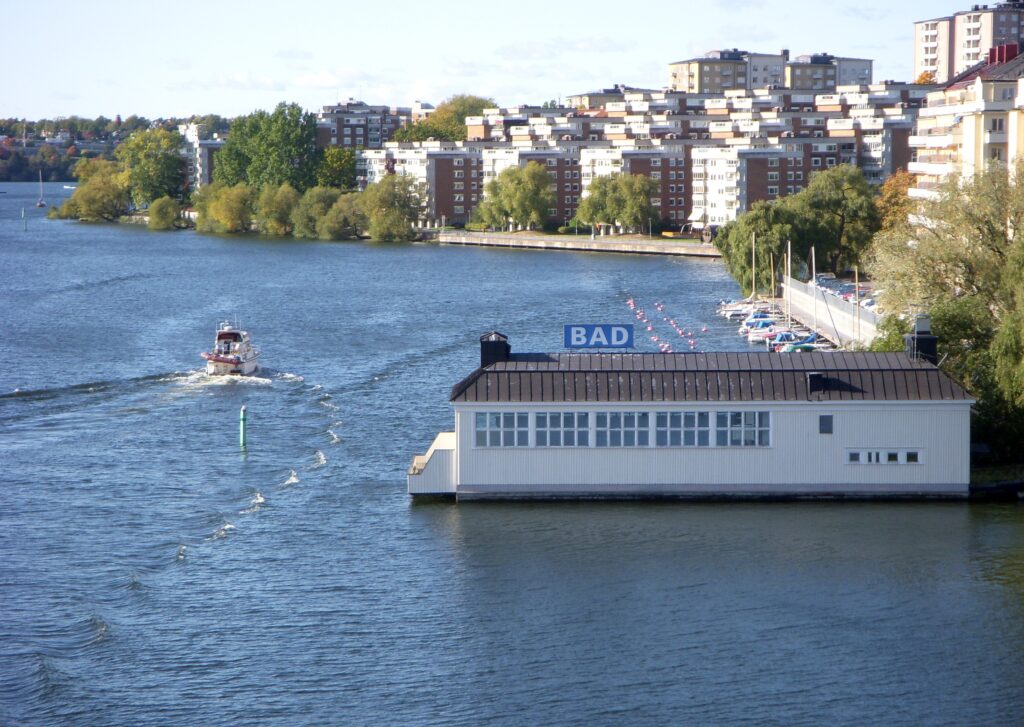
[[449, 352, 973, 404]]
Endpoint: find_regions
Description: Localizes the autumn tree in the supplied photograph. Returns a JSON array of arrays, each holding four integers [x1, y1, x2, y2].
[[392, 94, 494, 142], [876, 169, 916, 231], [476, 162, 554, 231], [914, 71, 937, 84], [255, 183, 301, 236], [147, 196, 182, 230], [317, 193, 366, 240], [194, 183, 254, 233]]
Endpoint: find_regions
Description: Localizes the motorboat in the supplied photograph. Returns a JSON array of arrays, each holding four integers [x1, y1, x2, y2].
[[201, 321, 260, 375]]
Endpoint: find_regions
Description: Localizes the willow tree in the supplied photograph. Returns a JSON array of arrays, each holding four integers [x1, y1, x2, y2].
[[576, 173, 657, 233], [477, 162, 554, 231]]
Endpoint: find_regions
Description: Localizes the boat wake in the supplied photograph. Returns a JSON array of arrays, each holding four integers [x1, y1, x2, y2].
[[311, 450, 327, 469], [282, 469, 300, 486], [240, 491, 266, 514]]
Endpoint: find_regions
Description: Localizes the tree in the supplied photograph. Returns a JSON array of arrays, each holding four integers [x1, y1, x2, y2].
[[577, 173, 658, 234], [360, 174, 425, 241], [914, 71, 937, 85], [58, 159, 130, 221], [115, 128, 186, 207], [877, 169, 916, 232], [214, 102, 319, 191], [317, 193, 366, 240], [316, 147, 357, 189], [866, 160, 1024, 460], [148, 196, 181, 230], [392, 94, 494, 142], [799, 164, 879, 273], [256, 183, 300, 236], [714, 201, 797, 296], [476, 162, 554, 231], [194, 183, 254, 233], [291, 186, 341, 238]]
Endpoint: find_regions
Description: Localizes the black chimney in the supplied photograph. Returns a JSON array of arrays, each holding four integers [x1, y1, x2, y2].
[[480, 331, 510, 368], [904, 315, 938, 365]]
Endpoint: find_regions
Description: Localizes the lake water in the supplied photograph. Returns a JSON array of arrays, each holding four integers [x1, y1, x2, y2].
[[2, 181, 1023, 725]]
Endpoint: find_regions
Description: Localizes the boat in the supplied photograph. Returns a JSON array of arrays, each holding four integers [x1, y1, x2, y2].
[[200, 321, 261, 375], [63, 185, 77, 190], [36, 170, 46, 207]]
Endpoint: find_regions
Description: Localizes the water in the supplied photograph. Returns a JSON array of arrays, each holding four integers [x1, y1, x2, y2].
[[2, 181, 1023, 725]]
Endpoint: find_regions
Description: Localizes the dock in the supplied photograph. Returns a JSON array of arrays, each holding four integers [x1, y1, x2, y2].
[[435, 231, 721, 258]]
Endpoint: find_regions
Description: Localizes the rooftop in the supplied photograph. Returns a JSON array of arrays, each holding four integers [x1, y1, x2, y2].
[[451, 352, 971, 404]]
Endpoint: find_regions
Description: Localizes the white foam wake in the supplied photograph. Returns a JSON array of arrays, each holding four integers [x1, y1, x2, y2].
[[311, 450, 327, 469], [282, 469, 299, 486]]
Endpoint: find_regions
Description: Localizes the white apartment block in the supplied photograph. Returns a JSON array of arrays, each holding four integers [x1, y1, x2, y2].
[[909, 50, 1024, 200], [914, 2, 1024, 83]]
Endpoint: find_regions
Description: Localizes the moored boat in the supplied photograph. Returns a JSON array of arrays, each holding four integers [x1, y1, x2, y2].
[[201, 321, 260, 375]]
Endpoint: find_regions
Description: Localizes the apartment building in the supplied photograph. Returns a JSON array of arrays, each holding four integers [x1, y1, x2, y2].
[[914, 2, 1024, 83], [177, 122, 224, 193], [669, 49, 789, 93], [357, 78, 920, 231], [909, 45, 1024, 199], [315, 100, 412, 150], [785, 54, 873, 91]]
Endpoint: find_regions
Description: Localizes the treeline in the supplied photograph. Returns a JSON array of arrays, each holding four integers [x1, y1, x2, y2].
[[391, 95, 493, 142], [0, 113, 230, 142], [187, 175, 424, 241], [0, 144, 82, 182]]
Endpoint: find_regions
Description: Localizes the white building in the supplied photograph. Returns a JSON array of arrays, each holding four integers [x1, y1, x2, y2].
[[914, 2, 1024, 84], [407, 330, 973, 500]]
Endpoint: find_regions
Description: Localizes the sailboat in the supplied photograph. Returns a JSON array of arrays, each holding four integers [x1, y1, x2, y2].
[[36, 170, 46, 208]]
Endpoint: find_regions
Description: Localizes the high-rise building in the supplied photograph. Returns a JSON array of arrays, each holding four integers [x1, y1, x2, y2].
[[914, 1, 1024, 83]]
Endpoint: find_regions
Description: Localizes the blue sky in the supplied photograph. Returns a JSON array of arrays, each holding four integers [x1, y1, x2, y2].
[[9, 0, 965, 119]]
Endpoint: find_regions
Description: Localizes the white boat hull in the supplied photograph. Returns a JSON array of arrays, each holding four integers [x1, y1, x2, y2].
[[205, 358, 260, 376]]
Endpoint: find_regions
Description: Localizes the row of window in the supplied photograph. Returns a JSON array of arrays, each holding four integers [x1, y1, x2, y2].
[[847, 450, 923, 465], [473, 411, 771, 448]]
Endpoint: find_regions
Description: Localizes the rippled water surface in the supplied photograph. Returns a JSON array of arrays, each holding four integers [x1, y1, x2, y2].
[[2, 182, 1024, 725]]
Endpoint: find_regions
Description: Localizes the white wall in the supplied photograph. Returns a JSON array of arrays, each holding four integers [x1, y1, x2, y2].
[[453, 401, 970, 496]]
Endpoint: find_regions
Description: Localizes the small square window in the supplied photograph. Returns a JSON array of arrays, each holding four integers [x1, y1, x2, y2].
[[819, 415, 833, 434], [906, 451, 920, 463], [887, 452, 899, 463], [848, 452, 860, 463]]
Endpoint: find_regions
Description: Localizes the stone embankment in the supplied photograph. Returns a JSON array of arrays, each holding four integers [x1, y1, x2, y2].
[[434, 231, 720, 258]]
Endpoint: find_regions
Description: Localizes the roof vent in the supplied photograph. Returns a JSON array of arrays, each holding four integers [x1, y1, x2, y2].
[[904, 315, 938, 365], [480, 331, 510, 368]]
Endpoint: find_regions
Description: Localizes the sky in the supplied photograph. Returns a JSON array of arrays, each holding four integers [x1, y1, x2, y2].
[[5, 0, 971, 120]]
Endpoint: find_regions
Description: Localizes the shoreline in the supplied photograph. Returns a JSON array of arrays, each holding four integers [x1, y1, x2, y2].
[[435, 231, 721, 257]]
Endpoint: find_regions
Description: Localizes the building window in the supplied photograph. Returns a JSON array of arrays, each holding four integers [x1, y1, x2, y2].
[[536, 412, 590, 447], [454, 170, 464, 178], [651, 172, 661, 180], [847, 449, 924, 464], [595, 412, 650, 447], [656, 412, 710, 447], [768, 158, 779, 167], [848, 451, 861, 463], [715, 411, 770, 447], [546, 159, 557, 167], [768, 172, 779, 181], [453, 205, 464, 214], [454, 158, 464, 166], [474, 412, 529, 447], [819, 415, 833, 434], [651, 158, 661, 167], [768, 186, 779, 196], [812, 158, 821, 167]]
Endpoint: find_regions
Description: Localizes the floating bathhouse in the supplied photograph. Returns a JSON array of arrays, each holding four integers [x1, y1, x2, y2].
[[408, 328, 973, 500]]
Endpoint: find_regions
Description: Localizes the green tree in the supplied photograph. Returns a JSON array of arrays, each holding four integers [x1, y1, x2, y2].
[[477, 162, 554, 231], [115, 128, 186, 207], [291, 186, 341, 238], [256, 183, 300, 236], [714, 201, 797, 296], [317, 193, 366, 240], [800, 164, 879, 273], [316, 146, 358, 189], [214, 102, 320, 191], [361, 174, 425, 241], [392, 94, 494, 142], [577, 173, 659, 234], [148, 195, 182, 230]]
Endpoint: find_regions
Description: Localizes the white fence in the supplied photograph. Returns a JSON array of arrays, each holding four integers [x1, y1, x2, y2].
[[780, 276, 879, 347]]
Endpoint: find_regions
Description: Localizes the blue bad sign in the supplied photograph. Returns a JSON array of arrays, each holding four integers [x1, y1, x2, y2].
[[564, 324, 634, 349]]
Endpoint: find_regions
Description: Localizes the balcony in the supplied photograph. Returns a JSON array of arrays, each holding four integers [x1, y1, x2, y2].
[[985, 131, 1007, 144]]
